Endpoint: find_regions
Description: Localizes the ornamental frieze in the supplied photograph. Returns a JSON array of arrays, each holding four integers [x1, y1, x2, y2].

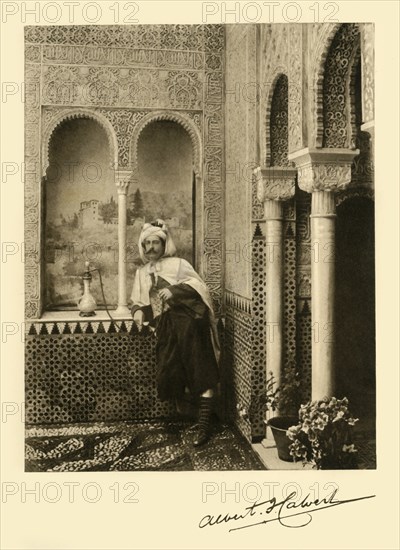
[[42, 44, 205, 70], [41, 65, 204, 110], [25, 25, 213, 51]]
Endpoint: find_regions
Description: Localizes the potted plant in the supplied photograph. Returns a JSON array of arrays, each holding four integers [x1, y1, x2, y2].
[[266, 366, 302, 461], [286, 396, 359, 469], [236, 367, 302, 462], [236, 371, 280, 424]]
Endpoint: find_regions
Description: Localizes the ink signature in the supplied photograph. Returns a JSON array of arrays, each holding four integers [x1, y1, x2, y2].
[[199, 489, 375, 531]]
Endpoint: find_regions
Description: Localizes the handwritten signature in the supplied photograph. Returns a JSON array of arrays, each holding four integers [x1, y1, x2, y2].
[[199, 489, 375, 531]]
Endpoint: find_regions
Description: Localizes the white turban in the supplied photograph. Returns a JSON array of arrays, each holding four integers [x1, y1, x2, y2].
[[138, 219, 177, 263]]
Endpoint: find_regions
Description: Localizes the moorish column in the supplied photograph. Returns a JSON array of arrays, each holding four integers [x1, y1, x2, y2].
[[115, 170, 132, 316], [254, 167, 296, 392], [288, 149, 359, 400]]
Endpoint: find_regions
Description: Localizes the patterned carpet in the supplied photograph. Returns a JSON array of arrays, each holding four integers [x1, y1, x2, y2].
[[25, 420, 267, 472]]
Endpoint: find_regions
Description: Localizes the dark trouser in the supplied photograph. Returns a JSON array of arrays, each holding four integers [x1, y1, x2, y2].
[[155, 308, 219, 401]]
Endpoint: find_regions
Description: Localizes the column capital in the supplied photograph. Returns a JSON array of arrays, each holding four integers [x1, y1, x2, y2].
[[254, 166, 297, 203], [115, 170, 132, 195], [288, 148, 359, 194]]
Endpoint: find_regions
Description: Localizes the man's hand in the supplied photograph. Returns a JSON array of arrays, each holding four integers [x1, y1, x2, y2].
[[133, 309, 144, 331], [159, 288, 173, 301]]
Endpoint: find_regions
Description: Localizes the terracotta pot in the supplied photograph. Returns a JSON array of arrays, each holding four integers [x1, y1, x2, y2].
[[267, 416, 298, 461]]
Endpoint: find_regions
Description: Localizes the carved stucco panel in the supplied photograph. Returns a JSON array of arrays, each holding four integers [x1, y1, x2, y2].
[[360, 23, 374, 123], [99, 109, 147, 168], [25, 63, 41, 318], [261, 25, 290, 167], [25, 24, 225, 318], [288, 24, 303, 153]]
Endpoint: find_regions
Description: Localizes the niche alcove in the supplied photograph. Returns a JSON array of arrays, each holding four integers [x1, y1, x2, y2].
[[45, 117, 116, 310], [133, 119, 194, 273]]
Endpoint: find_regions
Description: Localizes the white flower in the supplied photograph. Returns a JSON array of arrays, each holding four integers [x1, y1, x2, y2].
[[342, 444, 357, 453]]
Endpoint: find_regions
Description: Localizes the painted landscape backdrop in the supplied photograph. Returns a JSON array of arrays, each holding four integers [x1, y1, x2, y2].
[[45, 117, 194, 309], [45, 187, 193, 308]]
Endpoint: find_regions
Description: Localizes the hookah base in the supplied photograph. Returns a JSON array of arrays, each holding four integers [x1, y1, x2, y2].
[[79, 311, 96, 317]]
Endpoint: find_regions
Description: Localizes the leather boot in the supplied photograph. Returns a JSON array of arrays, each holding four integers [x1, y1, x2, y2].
[[193, 396, 213, 447]]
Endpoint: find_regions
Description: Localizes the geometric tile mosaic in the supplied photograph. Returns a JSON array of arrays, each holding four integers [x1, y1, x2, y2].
[[25, 331, 176, 424]]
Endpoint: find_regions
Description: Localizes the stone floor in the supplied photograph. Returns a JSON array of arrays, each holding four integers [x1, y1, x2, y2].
[[25, 419, 266, 472], [25, 417, 376, 472]]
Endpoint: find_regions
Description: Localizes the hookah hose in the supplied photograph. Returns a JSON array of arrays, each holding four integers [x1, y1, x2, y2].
[[91, 267, 165, 334], [90, 267, 123, 331], [90, 267, 166, 335]]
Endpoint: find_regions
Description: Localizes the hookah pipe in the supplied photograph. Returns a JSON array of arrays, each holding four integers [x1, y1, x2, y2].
[[78, 261, 122, 330], [78, 261, 165, 333]]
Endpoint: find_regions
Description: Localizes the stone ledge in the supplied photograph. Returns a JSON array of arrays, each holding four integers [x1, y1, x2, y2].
[[39, 310, 132, 322], [252, 438, 313, 471]]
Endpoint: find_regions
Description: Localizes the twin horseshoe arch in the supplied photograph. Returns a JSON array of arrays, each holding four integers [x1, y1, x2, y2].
[[42, 108, 202, 179], [42, 108, 204, 270]]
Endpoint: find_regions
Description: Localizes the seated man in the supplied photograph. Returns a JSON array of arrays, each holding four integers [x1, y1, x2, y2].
[[130, 219, 220, 446]]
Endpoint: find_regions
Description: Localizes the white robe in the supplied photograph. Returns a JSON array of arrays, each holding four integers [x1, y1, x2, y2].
[[130, 257, 220, 362]]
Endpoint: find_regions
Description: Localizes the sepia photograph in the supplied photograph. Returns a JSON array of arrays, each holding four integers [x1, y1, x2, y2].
[[1, 2, 399, 549], [23, 21, 376, 473]]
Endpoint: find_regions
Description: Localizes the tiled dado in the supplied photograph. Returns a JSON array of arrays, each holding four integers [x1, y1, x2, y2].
[[25, 330, 176, 424], [26, 318, 141, 336], [26, 317, 226, 425], [224, 290, 253, 442]]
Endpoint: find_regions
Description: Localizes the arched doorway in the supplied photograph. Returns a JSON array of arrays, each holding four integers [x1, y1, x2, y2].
[[335, 197, 375, 418]]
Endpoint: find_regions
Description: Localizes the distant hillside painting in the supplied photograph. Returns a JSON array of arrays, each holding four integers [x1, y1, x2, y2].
[[45, 119, 193, 309]]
